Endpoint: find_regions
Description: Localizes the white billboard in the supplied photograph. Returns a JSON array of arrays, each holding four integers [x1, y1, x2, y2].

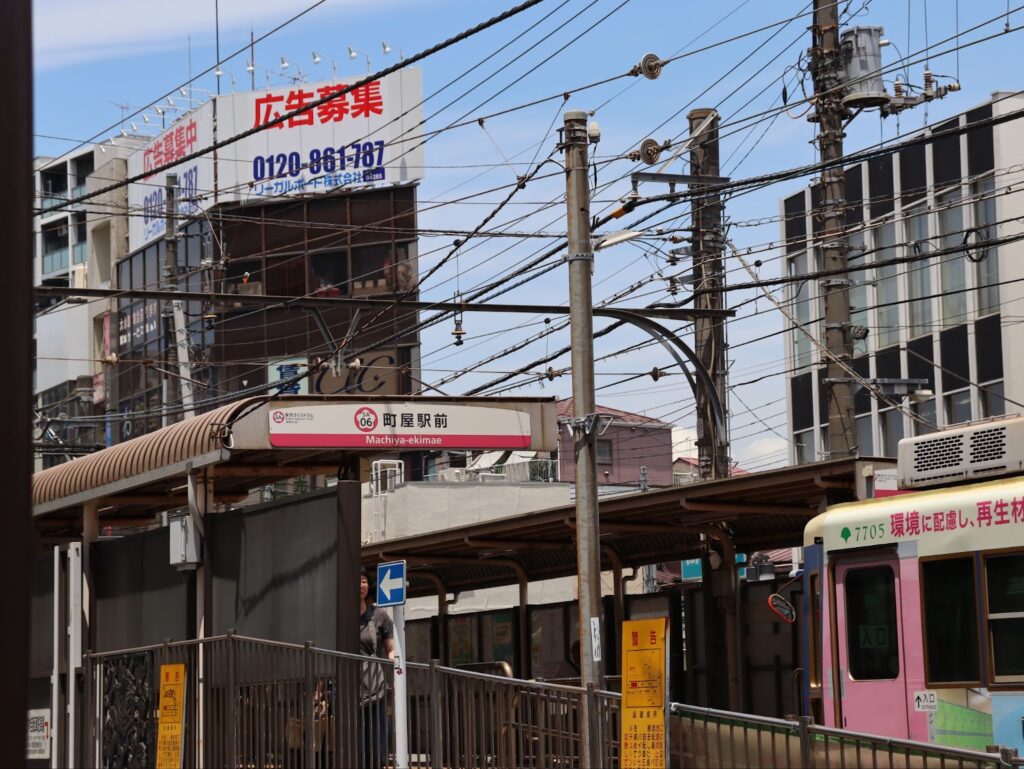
[[127, 69, 424, 253], [127, 100, 216, 252], [217, 68, 424, 204]]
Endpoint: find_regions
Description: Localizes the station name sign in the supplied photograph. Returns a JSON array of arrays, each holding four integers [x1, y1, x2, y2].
[[268, 403, 532, 450]]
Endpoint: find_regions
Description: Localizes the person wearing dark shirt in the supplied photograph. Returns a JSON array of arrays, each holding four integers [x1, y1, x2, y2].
[[360, 567, 394, 768]]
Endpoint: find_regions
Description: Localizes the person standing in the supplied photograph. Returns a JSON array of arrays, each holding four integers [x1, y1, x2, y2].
[[359, 567, 395, 768]]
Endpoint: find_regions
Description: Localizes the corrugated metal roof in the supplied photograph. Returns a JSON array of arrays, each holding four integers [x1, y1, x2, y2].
[[32, 398, 261, 510]]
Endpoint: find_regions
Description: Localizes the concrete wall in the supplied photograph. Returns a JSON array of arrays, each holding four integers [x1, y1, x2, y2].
[[994, 92, 1024, 411]]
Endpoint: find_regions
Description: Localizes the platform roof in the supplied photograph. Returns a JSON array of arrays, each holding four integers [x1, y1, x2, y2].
[[361, 457, 894, 598], [32, 394, 558, 528]]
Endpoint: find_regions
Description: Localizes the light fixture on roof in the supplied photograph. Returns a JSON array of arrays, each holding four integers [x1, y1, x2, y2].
[[167, 96, 175, 107], [155, 106, 164, 116], [130, 122, 138, 131], [119, 128, 128, 138], [245, 59, 255, 73], [179, 87, 187, 97], [142, 114, 150, 123], [280, 56, 289, 70], [311, 50, 322, 65], [347, 46, 358, 60], [381, 41, 392, 55], [214, 66, 224, 77]]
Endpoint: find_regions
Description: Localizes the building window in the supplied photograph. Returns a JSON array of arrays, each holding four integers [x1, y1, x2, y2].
[[985, 553, 1024, 682], [596, 439, 613, 465], [856, 414, 873, 455], [905, 205, 933, 337], [794, 429, 814, 464], [911, 398, 936, 436], [788, 251, 812, 368], [880, 408, 904, 457], [921, 557, 980, 684], [979, 381, 1005, 418], [937, 188, 967, 325], [972, 175, 999, 316], [845, 566, 900, 680], [848, 230, 871, 356], [944, 389, 971, 425], [873, 222, 900, 348]]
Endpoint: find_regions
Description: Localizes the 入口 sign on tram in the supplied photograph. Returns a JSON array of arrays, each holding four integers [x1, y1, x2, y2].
[[268, 402, 532, 449]]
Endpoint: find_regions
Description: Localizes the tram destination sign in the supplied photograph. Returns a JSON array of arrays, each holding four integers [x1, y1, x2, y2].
[[268, 402, 532, 449]]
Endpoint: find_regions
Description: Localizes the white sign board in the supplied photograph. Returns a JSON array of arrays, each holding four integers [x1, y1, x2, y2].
[[913, 690, 938, 712], [127, 69, 424, 253], [26, 708, 50, 760], [590, 617, 603, 663], [268, 402, 532, 449], [267, 357, 310, 396], [127, 100, 216, 252], [217, 69, 424, 205]]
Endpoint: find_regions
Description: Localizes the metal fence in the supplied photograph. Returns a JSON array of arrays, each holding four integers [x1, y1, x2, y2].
[[82, 634, 1021, 769], [668, 702, 1020, 769]]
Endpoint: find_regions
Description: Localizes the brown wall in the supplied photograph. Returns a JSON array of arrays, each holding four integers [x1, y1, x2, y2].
[[558, 422, 673, 488]]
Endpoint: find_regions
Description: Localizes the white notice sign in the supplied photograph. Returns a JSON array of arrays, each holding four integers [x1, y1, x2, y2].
[[268, 402, 532, 450], [26, 708, 50, 760], [913, 690, 938, 712]]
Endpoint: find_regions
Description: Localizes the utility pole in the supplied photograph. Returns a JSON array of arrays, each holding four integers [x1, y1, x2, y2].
[[563, 109, 603, 769], [811, 0, 856, 457], [164, 174, 195, 422], [688, 109, 731, 480]]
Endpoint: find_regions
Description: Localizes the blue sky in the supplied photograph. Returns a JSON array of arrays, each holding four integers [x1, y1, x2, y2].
[[33, 0, 1023, 470]]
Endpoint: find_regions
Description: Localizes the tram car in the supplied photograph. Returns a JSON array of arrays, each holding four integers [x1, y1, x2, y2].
[[802, 415, 1024, 755]]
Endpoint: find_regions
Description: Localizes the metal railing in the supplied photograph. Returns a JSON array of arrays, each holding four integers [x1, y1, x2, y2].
[[424, 459, 559, 484], [668, 702, 1019, 769], [81, 634, 1020, 769]]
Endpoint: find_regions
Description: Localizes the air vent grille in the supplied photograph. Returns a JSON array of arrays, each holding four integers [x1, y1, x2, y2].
[[912, 434, 964, 473], [969, 426, 1007, 464]]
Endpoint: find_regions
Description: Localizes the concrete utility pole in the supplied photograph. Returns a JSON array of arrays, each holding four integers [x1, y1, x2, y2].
[[563, 109, 603, 769], [811, 0, 856, 457], [688, 109, 731, 480], [164, 174, 195, 421]]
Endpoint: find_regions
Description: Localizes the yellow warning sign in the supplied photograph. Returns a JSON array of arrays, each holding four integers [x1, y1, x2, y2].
[[620, 617, 667, 769], [155, 663, 186, 769]]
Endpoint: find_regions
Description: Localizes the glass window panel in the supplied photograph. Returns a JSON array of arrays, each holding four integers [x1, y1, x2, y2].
[[856, 415, 873, 455], [596, 439, 613, 465], [987, 553, 1024, 680], [912, 399, 936, 436], [881, 408, 904, 457], [905, 206, 933, 337], [874, 222, 900, 348], [309, 249, 349, 296], [794, 430, 815, 464], [845, 566, 900, 680], [848, 230, 871, 356], [980, 381, 1005, 418], [789, 252, 812, 368], [986, 554, 1024, 615], [944, 389, 971, 425], [973, 176, 999, 315], [921, 558, 980, 683], [938, 189, 967, 325]]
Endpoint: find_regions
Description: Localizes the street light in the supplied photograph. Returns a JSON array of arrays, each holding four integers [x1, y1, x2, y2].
[[348, 45, 371, 72], [312, 50, 337, 78], [592, 229, 642, 250]]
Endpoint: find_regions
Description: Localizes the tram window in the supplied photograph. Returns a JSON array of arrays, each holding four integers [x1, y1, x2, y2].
[[845, 566, 900, 680], [921, 558, 980, 684], [985, 553, 1024, 681]]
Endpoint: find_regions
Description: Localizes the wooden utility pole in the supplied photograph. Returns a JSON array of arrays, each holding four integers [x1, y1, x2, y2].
[[811, 0, 856, 457], [688, 109, 731, 480]]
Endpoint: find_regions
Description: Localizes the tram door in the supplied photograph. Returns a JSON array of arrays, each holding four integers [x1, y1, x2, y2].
[[833, 557, 909, 738]]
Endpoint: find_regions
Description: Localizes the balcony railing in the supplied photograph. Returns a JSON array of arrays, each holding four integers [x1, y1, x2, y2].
[[425, 458, 558, 484], [72, 242, 88, 264]]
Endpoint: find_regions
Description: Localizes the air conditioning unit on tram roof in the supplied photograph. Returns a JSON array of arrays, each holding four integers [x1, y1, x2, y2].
[[897, 413, 1024, 490]]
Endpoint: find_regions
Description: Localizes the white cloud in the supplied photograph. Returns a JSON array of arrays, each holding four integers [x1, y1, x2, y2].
[[735, 436, 790, 471], [32, 0, 374, 70]]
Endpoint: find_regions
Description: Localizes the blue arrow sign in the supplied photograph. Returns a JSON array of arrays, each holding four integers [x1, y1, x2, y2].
[[376, 560, 407, 607]]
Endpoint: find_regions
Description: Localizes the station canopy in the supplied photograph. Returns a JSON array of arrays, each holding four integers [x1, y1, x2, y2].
[[32, 395, 558, 528]]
